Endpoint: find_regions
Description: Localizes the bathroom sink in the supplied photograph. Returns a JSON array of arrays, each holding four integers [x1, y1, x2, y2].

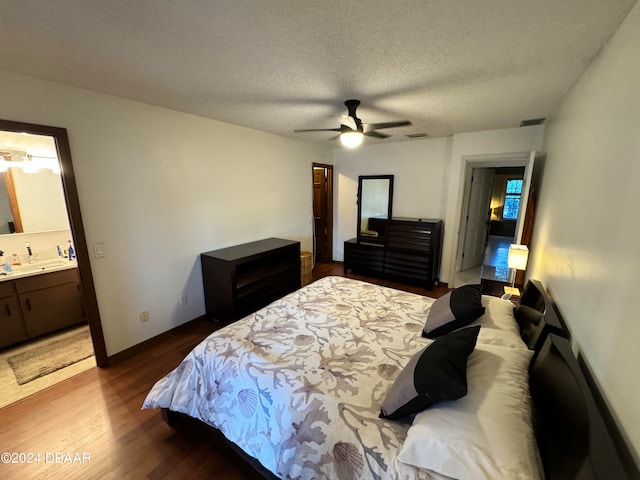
[[9, 259, 74, 276]]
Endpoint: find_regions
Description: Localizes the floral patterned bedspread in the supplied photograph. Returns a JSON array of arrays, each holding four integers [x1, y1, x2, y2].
[[143, 276, 449, 480]]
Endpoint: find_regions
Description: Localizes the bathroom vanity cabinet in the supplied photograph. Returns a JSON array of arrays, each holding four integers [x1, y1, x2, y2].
[[0, 268, 85, 349], [0, 282, 26, 349]]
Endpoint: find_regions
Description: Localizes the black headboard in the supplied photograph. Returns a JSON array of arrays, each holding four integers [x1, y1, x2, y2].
[[519, 279, 639, 479], [530, 334, 633, 479]]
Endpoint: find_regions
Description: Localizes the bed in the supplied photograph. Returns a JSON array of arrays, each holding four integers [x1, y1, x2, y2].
[[142, 276, 636, 479]]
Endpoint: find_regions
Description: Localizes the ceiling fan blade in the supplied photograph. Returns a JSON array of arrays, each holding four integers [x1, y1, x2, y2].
[[364, 131, 390, 139], [296, 100, 409, 142], [365, 120, 412, 130], [294, 128, 342, 133]]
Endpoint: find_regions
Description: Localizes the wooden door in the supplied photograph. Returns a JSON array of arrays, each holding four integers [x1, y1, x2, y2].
[[312, 165, 333, 263]]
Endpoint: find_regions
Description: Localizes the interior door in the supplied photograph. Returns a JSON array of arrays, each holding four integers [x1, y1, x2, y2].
[[461, 168, 495, 270], [312, 165, 333, 263]]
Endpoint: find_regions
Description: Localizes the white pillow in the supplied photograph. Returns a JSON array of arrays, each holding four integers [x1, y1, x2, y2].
[[472, 295, 526, 349], [397, 343, 542, 480]]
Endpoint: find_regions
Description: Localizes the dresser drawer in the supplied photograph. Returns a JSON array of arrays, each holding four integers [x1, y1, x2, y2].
[[345, 240, 385, 274]]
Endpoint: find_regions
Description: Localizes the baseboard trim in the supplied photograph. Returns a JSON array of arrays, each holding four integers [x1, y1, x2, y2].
[[107, 315, 208, 365]]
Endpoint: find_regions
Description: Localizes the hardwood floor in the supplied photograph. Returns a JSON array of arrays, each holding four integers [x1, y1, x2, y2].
[[0, 263, 449, 479]]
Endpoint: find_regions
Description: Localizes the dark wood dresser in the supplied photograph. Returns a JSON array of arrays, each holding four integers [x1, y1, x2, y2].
[[201, 238, 301, 322], [345, 218, 443, 289]]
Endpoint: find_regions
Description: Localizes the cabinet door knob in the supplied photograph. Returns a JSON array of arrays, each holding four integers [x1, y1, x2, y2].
[[26, 298, 32, 311], [5, 303, 11, 316]]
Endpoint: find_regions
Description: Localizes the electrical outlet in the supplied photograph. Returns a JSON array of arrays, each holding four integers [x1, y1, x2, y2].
[[139, 311, 149, 323], [178, 294, 188, 306]]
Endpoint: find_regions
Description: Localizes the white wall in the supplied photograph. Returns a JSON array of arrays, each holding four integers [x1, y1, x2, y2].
[[529, 2, 640, 461], [0, 69, 331, 355], [333, 138, 451, 261]]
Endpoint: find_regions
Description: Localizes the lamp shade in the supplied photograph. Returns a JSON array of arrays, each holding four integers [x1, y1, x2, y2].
[[507, 244, 529, 271], [340, 131, 363, 148]]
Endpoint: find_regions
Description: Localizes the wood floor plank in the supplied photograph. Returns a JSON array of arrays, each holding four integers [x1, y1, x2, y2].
[[0, 262, 449, 479]]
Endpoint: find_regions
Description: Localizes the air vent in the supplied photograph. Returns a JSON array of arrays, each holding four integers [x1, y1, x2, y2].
[[520, 118, 546, 127], [406, 133, 429, 138]]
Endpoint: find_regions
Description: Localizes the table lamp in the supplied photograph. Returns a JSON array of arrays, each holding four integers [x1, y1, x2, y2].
[[506, 244, 529, 296]]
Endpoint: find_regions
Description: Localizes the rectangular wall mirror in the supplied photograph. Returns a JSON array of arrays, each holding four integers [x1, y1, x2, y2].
[[0, 131, 69, 235], [357, 175, 394, 244]]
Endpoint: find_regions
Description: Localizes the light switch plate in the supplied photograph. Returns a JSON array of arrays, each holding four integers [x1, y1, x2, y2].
[[93, 242, 105, 258]]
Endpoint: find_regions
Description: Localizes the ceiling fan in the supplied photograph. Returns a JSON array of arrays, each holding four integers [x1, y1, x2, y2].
[[294, 99, 412, 148]]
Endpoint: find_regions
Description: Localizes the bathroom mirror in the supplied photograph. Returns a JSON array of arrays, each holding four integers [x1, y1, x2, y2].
[[0, 169, 70, 235], [357, 175, 394, 244], [0, 132, 70, 235]]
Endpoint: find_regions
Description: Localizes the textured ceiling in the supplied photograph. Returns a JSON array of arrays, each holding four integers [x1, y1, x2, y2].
[[0, 0, 636, 145]]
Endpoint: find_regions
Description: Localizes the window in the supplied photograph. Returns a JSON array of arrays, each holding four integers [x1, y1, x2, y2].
[[503, 179, 523, 220]]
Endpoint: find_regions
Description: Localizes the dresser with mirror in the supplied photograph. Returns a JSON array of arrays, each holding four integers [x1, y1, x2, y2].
[[344, 175, 443, 289]]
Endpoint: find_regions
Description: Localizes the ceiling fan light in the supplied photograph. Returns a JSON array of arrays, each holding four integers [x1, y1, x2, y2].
[[340, 131, 363, 148]]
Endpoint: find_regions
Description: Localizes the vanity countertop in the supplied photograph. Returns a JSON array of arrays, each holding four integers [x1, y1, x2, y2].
[[0, 260, 78, 282]]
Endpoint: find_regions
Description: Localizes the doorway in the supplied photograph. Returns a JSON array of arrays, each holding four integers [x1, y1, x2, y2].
[[453, 152, 535, 288], [0, 119, 106, 375], [312, 164, 333, 264]]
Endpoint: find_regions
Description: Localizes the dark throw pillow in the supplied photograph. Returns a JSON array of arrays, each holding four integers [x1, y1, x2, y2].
[[422, 284, 485, 339], [379, 325, 480, 420]]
